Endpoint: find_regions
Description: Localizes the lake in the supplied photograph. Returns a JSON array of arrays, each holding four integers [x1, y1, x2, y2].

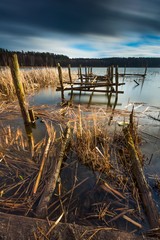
[[30, 67, 160, 178]]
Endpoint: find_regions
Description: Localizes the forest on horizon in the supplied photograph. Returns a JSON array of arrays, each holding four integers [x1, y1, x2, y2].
[[0, 48, 160, 68]]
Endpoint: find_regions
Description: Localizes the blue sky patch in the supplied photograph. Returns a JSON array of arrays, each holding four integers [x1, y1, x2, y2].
[[72, 43, 97, 52], [126, 41, 143, 47]]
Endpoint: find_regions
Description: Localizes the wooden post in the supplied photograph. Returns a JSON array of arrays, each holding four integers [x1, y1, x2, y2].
[[77, 67, 80, 78], [85, 66, 87, 77], [124, 65, 126, 75], [144, 66, 147, 76], [9, 54, 31, 126], [88, 67, 90, 76], [108, 66, 111, 81], [69, 84, 74, 105], [79, 65, 83, 84], [90, 67, 93, 75], [68, 64, 72, 84], [107, 67, 110, 79], [9, 54, 34, 157], [57, 63, 65, 103], [115, 66, 119, 94], [110, 65, 114, 83]]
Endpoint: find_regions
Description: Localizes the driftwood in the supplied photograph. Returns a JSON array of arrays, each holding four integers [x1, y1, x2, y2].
[[123, 125, 160, 229], [0, 212, 155, 240], [36, 126, 71, 218]]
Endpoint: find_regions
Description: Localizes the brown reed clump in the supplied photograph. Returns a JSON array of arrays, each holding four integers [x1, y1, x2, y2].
[[0, 67, 15, 99], [0, 67, 77, 100], [71, 109, 111, 173]]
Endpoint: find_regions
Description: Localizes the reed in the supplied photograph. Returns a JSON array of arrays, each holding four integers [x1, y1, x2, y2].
[[71, 108, 111, 173], [0, 67, 77, 100], [0, 104, 150, 230]]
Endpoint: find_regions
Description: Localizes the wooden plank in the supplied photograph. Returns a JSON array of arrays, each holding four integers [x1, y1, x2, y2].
[[57, 88, 124, 94]]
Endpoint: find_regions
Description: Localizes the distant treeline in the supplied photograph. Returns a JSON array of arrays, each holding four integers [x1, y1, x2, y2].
[[1, 48, 160, 67]]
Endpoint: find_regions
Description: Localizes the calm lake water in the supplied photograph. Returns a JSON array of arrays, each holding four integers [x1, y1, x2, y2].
[[30, 67, 160, 177], [30, 67, 160, 107]]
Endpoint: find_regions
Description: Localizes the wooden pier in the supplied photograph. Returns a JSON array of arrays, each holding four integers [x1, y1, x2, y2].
[[56, 65, 125, 106]]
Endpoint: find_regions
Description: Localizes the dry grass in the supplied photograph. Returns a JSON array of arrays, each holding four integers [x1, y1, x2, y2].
[[71, 110, 111, 173], [0, 123, 59, 215], [0, 67, 77, 100], [0, 103, 148, 230]]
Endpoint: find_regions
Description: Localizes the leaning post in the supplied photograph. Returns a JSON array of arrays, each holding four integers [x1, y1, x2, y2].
[[9, 54, 34, 157], [9, 54, 31, 126]]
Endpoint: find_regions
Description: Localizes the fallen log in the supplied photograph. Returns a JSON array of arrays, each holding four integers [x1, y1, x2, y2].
[[123, 125, 160, 229], [36, 126, 71, 218], [0, 212, 153, 240]]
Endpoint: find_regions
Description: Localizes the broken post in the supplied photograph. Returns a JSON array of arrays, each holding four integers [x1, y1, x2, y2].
[[57, 63, 65, 103], [28, 108, 36, 123], [9, 54, 34, 157]]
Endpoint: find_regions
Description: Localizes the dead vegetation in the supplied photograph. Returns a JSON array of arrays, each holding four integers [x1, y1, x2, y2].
[[0, 67, 77, 100], [1, 103, 158, 236]]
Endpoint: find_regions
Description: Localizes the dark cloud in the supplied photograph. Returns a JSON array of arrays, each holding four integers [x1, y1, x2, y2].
[[0, 0, 160, 35], [0, 0, 160, 47]]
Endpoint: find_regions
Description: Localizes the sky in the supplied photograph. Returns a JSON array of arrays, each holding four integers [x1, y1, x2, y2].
[[1, 0, 160, 58]]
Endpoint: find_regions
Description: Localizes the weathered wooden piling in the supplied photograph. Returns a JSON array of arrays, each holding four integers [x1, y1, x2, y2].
[[144, 66, 147, 76], [115, 65, 119, 94], [57, 63, 65, 103], [79, 65, 83, 83], [85, 66, 87, 76], [9, 54, 34, 157], [9, 54, 31, 126], [69, 84, 74, 105], [110, 65, 114, 83], [90, 67, 93, 75], [68, 64, 72, 84]]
